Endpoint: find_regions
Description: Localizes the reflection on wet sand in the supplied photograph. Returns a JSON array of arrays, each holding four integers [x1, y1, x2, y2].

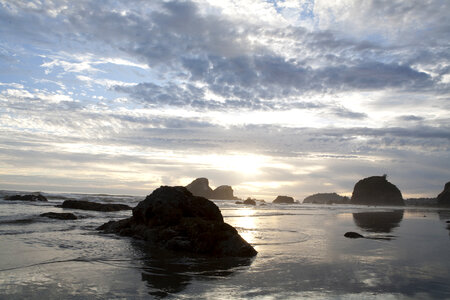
[[132, 241, 254, 298], [353, 210, 404, 233]]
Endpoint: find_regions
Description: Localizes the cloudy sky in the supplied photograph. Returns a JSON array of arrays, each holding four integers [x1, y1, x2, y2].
[[0, 0, 449, 199]]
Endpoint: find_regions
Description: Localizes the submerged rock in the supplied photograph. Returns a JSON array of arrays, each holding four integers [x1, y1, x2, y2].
[[344, 232, 364, 239], [437, 182, 450, 207], [351, 175, 404, 206], [273, 195, 294, 204], [59, 200, 131, 212], [5, 194, 47, 202], [40, 212, 78, 220], [98, 186, 257, 257]]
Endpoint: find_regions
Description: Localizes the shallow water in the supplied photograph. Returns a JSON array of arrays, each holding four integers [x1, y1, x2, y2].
[[1, 191, 449, 299]]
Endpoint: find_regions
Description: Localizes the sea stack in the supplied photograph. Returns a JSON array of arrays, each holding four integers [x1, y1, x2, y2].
[[273, 195, 294, 204], [98, 186, 257, 257], [351, 175, 404, 206], [437, 182, 450, 206], [186, 178, 238, 200]]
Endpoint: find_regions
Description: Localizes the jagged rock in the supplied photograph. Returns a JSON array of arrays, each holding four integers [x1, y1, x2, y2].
[[303, 193, 350, 204], [344, 232, 364, 238], [437, 182, 450, 206], [186, 178, 213, 198], [5, 194, 47, 202], [211, 185, 238, 200], [350, 175, 404, 206], [243, 198, 256, 206], [273, 195, 294, 204], [98, 186, 257, 257], [59, 200, 131, 212], [40, 212, 78, 220]]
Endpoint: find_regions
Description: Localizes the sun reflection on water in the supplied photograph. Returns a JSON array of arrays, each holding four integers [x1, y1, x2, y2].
[[234, 208, 257, 244]]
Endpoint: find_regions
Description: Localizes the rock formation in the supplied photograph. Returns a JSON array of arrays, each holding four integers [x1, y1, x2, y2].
[[211, 185, 237, 200], [59, 200, 131, 212], [5, 194, 47, 202], [98, 186, 257, 257], [350, 175, 404, 206], [186, 178, 213, 198], [344, 232, 364, 239], [243, 198, 256, 206], [303, 193, 350, 204], [437, 182, 450, 206], [273, 195, 294, 204], [40, 212, 78, 220], [186, 178, 238, 200]]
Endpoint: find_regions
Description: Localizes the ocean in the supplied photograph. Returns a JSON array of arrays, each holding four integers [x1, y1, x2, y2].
[[1, 190, 449, 299]]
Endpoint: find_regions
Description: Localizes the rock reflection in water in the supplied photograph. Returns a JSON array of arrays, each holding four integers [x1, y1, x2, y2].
[[132, 241, 254, 298], [353, 210, 404, 233]]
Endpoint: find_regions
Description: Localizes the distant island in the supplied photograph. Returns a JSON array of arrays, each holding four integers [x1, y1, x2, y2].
[[303, 193, 350, 204], [186, 178, 239, 200]]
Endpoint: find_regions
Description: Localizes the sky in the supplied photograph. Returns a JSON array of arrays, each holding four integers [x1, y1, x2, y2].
[[0, 0, 449, 199]]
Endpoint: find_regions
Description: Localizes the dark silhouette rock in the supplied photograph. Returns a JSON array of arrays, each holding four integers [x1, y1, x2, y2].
[[353, 210, 404, 233], [243, 198, 256, 206], [273, 195, 294, 204], [235, 201, 243, 204], [5, 194, 47, 202], [211, 185, 238, 200], [303, 193, 350, 204], [40, 212, 78, 220], [437, 182, 450, 206], [59, 200, 131, 212], [344, 232, 364, 238], [186, 178, 238, 200], [186, 178, 213, 198], [98, 186, 257, 257], [351, 175, 404, 206]]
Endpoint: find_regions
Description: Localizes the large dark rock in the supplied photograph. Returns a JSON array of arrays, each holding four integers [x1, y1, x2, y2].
[[5, 194, 47, 202], [211, 185, 238, 200], [186, 178, 213, 198], [59, 200, 131, 212], [350, 175, 404, 206], [437, 182, 450, 207], [273, 195, 294, 204], [303, 193, 350, 204], [98, 186, 257, 257], [40, 212, 78, 220]]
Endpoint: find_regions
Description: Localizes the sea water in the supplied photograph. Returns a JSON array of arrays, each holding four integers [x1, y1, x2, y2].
[[0, 191, 449, 299]]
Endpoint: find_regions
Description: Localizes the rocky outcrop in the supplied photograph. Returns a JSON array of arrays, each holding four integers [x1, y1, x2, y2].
[[437, 182, 450, 206], [6, 194, 47, 202], [273, 195, 294, 204], [59, 200, 131, 212], [243, 198, 256, 206], [350, 175, 404, 206], [303, 193, 350, 204], [211, 185, 238, 200], [40, 212, 78, 220], [98, 186, 257, 257], [186, 178, 213, 198], [186, 178, 238, 200]]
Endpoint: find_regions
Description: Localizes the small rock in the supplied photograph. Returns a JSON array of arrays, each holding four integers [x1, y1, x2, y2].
[[243, 199, 256, 206], [40, 212, 78, 220], [344, 232, 364, 239], [273, 195, 294, 204]]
